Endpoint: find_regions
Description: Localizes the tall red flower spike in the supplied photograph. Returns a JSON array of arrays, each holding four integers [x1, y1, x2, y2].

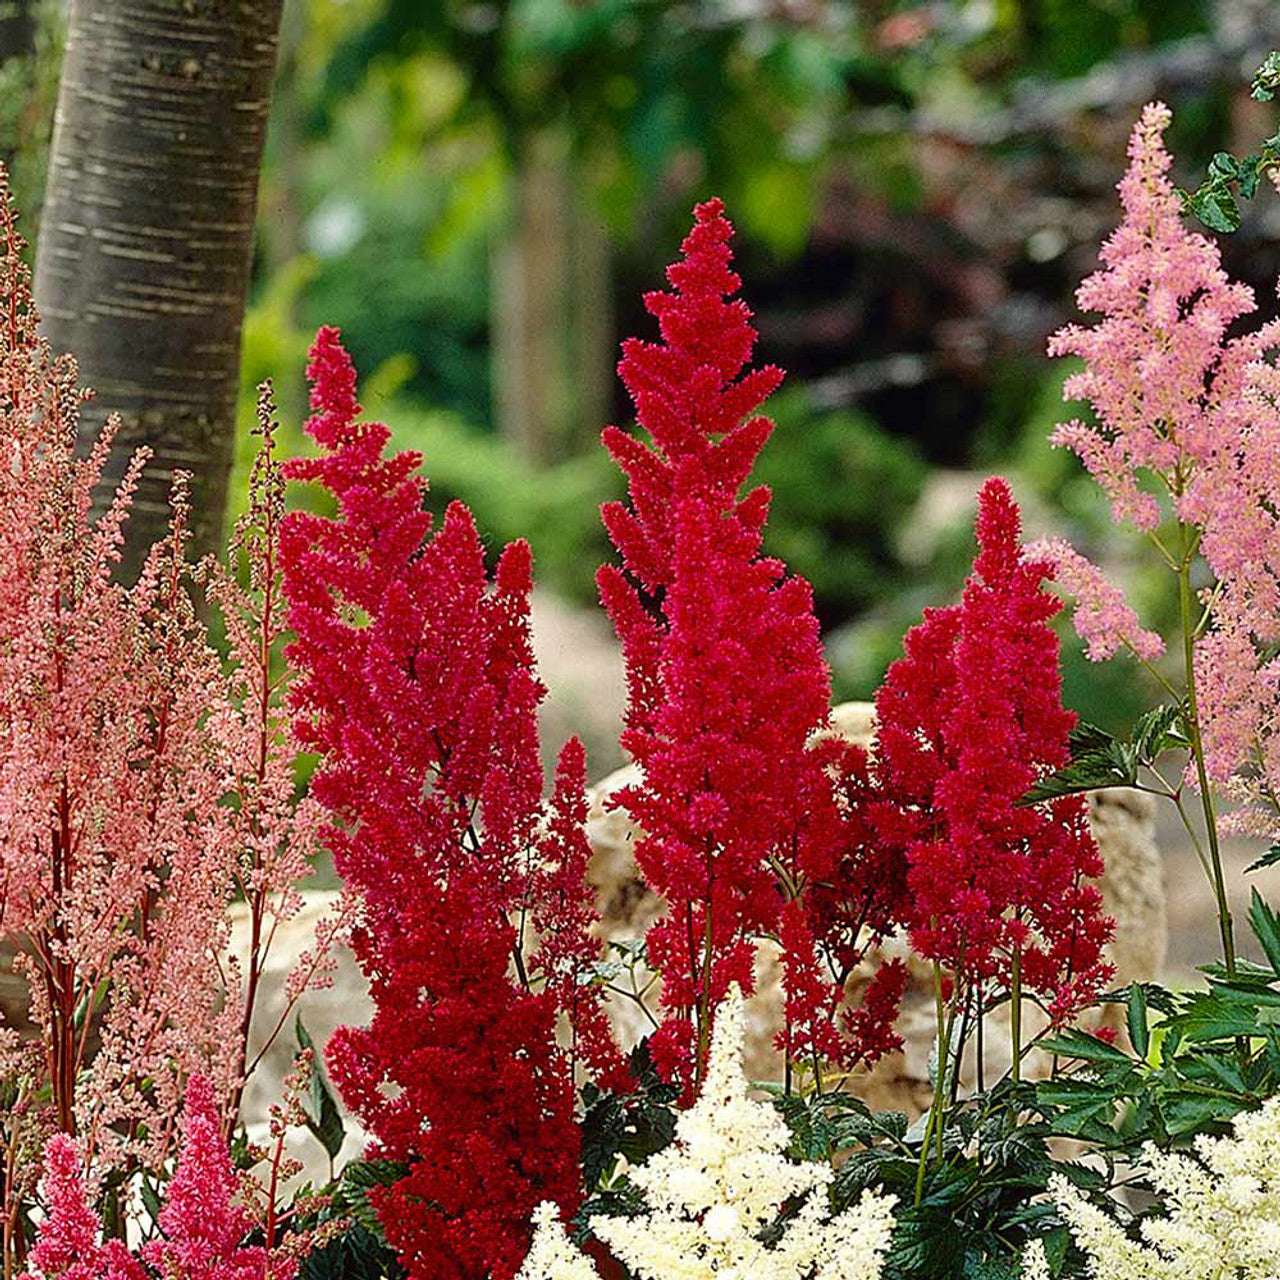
[[281, 328, 613, 1279], [872, 477, 1114, 1027], [599, 200, 904, 1088]]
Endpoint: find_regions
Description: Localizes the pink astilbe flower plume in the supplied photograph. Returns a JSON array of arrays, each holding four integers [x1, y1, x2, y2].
[[599, 199, 905, 1089], [0, 165, 235, 1180], [19, 1137, 142, 1280], [143, 1074, 294, 1280], [281, 328, 616, 1279], [1048, 102, 1271, 534], [1048, 100, 1280, 837], [872, 479, 1114, 1028]]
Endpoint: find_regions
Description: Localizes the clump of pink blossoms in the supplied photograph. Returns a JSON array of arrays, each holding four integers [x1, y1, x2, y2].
[[1041, 100, 1280, 838], [22, 1077, 297, 1280], [0, 168, 237, 1179]]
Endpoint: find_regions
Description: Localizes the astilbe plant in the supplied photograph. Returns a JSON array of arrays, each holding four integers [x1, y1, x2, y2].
[[201, 383, 338, 1127], [1033, 100, 1280, 977], [871, 478, 1114, 1196], [518, 986, 897, 1280], [21, 1076, 298, 1280], [1039, 1095, 1280, 1278], [598, 198, 906, 1091], [0, 168, 238, 1216], [280, 327, 618, 1280]]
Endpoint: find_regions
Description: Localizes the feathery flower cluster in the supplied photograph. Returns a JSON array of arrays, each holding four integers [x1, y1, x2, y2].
[[18, 1137, 142, 1280], [142, 1074, 296, 1280], [280, 328, 615, 1279], [201, 385, 337, 1117], [1048, 101, 1269, 534], [22, 1076, 295, 1280], [872, 479, 1114, 1025], [1026, 538, 1163, 663], [518, 987, 896, 1280], [0, 169, 236, 1176], [1020, 1239, 1051, 1280], [1045, 100, 1280, 836], [598, 199, 904, 1085], [1046, 1095, 1280, 1278]]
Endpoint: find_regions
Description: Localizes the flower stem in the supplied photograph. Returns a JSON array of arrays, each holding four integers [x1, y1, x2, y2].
[[1010, 946, 1023, 1084], [914, 962, 955, 1205], [1176, 522, 1236, 980]]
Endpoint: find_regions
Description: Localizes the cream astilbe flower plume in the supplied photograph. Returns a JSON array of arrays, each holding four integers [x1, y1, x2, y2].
[[1049, 1094, 1280, 1278], [590, 984, 894, 1280], [515, 1203, 599, 1280]]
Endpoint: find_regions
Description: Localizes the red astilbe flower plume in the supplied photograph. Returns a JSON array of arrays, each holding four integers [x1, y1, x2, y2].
[[281, 328, 615, 1279], [872, 478, 1114, 1027], [598, 200, 905, 1088]]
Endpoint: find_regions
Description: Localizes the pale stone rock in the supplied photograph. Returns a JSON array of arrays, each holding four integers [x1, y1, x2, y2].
[[227, 892, 370, 1185]]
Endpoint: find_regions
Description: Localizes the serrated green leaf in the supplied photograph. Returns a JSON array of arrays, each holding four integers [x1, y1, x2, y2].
[[1246, 844, 1280, 875], [1038, 1031, 1132, 1065], [1251, 889, 1280, 977], [1187, 184, 1242, 233], [1132, 704, 1188, 762], [1160, 1091, 1244, 1135], [1209, 151, 1239, 179]]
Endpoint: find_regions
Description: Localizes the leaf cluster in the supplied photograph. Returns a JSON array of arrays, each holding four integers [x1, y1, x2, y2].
[[1020, 706, 1187, 805], [573, 1039, 680, 1243], [293, 1159, 409, 1280], [1179, 51, 1280, 232], [767, 1084, 1093, 1279]]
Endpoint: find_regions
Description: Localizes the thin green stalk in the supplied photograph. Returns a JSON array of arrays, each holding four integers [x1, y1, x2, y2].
[[1176, 522, 1237, 980], [1009, 945, 1023, 1084], [914, 962, 956, 1204]]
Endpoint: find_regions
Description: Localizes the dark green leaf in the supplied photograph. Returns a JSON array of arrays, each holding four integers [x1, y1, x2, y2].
[[1131, 704, 1188, 761], [1239, 155, 1264, 200], [1246, 844, 1280, 875], [1250, 889, 1280, 977], [1253, 51, 1280, 101], [1127, 984, 1149, 1058], [1186, 184, 1242, 233], [1208, 151, 1239, 179], [297, 1015, 346, 1160], [1038, 1031, 1132, 1065]]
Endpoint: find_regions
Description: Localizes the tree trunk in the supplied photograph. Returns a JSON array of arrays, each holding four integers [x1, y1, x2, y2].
[[492, 129, 570, 466], [34, 0, 284, 572]]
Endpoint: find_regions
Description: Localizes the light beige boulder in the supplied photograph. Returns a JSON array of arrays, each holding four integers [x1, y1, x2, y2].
[[227, 892, 370, 1185]]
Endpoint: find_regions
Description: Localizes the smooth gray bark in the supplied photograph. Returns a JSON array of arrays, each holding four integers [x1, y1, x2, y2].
[[35, 0, 284, 571]]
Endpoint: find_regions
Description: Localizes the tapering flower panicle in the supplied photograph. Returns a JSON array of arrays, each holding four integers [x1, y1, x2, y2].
[[598, 200, 904, 1086], [201, 384, 338, 1121], [516, 986, 896, 1280], [1048, 101, 1273, 534], [872, 479, 1114, 1024], [0, 167, 237, 1177], [1048, 101, 1280, 836], [25, 1078, 297, 1280], [18, 1137, 143, 1280], [281, 328, 615, 1279], [143, 1074, 295, 1280]]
